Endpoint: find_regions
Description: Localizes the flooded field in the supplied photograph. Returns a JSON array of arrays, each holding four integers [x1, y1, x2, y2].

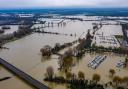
[[0, 25, 18, 34], [0, 16, 128, 89]]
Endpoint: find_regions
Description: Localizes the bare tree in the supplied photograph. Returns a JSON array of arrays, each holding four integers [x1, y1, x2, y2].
[[46, 66, 54, 79], [113, 76, 121, 87], [66, 72, 72, 80], [92, 74, 101, 83], [122, 76, 128, 86], [78, 71, 85, 79], [109, 69, 115, 77]]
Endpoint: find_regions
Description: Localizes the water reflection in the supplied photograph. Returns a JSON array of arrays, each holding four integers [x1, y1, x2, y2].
[[41, 56, 51, 62]]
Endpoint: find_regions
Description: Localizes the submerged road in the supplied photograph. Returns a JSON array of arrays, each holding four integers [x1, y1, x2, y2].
[[0, 58, 50, 89]]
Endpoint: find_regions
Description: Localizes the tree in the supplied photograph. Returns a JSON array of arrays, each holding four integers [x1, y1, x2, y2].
[[122, 76, 128, 86], [64, 48, 73, 58], [125, 57, 128, 62], [77, 38, 86, 50], [78, 71, 85, 79], [92, 74, 101, 83], [66, 72, 72, 80], [125, 57, 128, 67], [92, 43, 96, 48], [109, 69, 115, 77], [60, 55, 73, 71], [113, 76, 121, 87], [40, 45, 52, 56], [54, 43, 61, 51], [46, 66, 54, 79]]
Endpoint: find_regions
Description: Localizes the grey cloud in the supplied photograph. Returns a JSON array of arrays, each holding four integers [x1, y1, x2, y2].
[[0, 0, 128, 8]]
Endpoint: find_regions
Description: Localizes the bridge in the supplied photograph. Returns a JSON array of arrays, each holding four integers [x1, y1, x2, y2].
[[0, 58, 50, 89]]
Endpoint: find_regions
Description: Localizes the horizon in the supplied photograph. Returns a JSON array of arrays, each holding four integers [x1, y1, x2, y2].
[[1, 7, 128, 10], [1, 7, 128, 16]]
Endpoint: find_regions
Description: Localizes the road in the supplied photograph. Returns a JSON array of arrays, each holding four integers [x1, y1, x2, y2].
[[0, 58, 50, 89]]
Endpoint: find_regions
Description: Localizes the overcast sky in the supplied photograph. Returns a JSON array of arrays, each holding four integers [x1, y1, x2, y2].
[[0, 0, 128, 8]]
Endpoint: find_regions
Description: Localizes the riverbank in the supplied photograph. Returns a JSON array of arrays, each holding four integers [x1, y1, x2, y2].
[[0, 25, 33, 48]]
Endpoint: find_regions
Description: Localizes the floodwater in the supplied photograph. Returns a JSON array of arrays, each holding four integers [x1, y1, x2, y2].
[[0, 25, 18, 34], [0, 16, 127, 89]]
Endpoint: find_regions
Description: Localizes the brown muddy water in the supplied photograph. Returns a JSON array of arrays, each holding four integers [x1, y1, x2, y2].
[[0, 17, 127, 89]]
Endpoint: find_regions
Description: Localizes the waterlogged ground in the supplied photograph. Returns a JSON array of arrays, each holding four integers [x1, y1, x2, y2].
[[0, 25, 18, 35], [0, 16, 128, 89]]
